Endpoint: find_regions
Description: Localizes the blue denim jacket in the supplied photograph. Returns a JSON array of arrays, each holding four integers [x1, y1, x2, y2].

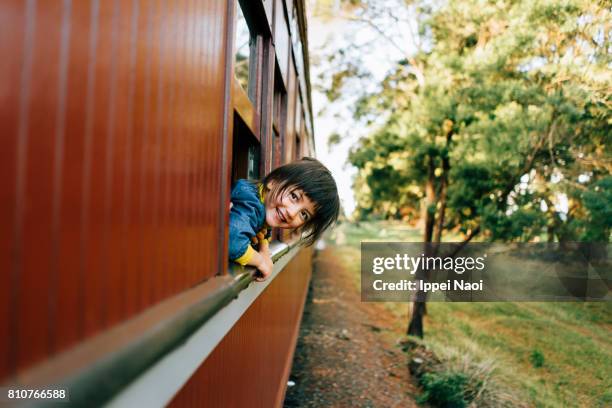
[[228, 180, 267, 262]]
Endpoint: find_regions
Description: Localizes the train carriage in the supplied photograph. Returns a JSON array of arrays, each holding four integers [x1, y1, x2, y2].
[[0, 0, 315, 406]]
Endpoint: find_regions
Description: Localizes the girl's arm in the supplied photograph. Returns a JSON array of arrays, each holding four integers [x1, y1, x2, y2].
[[245, 239, 273, 281]]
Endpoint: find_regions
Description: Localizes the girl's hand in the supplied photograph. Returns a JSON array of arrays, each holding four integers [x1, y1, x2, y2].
[[251, 228, 268, 246], [254, 239, 272, 281]]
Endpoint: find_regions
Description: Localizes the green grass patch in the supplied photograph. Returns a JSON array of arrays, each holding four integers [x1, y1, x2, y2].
[[323, 221, 612, 407]]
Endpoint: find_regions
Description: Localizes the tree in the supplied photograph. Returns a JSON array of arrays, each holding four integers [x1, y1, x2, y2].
[[313, 0, 611, 336]]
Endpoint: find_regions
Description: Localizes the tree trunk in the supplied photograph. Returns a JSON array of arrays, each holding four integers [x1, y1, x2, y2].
[[407, 117, 554, 338], [408, 156, 436, 337], [433, 129, 452, 243], [423, 156, 436, 243], [407, 242, 435, 337], [410, 129, 453, 337], [433, 180, 447, 244], [407, 301, 426, 337], [407, 226, 481, 337]]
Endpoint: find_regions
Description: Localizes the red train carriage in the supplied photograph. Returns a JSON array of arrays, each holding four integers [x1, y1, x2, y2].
[[0, 0, 315, 406]]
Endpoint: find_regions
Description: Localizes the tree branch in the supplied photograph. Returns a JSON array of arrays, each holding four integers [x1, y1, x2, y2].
[[343, 15, 426, 86]]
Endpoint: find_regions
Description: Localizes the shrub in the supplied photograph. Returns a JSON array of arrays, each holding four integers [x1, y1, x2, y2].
[[405, 338, 522, 407], [529, 349, 545, 368], [417, 371, 469, 408]]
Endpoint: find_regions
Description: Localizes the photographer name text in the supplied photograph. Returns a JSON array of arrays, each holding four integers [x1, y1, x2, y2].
[[372, 279, 483, 293]]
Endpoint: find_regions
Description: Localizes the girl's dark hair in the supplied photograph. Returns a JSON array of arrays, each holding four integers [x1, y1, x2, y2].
[[263, 157, 340, 246]]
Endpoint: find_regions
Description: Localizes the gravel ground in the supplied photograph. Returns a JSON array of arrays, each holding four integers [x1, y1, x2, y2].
[[284, 246, 419, 408]]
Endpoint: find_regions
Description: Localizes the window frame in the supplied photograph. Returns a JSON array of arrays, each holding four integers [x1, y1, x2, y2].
[[233, 1, 264, 140]]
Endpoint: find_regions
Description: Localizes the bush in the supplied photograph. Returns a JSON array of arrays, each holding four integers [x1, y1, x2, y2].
[[529, 349, 545, 368], [417, 371, 469, 408], [405, 338, 522, 407]]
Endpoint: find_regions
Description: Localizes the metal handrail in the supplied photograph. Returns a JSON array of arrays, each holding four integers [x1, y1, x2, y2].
[[15, 241, 298, 407]]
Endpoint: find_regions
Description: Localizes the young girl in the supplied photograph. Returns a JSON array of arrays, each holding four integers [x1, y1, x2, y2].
[[229, 157, 340, 280]]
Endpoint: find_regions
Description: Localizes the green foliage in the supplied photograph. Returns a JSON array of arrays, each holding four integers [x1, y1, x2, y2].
[[417, 371, 470, 407], [529, 349, 545, 368], [481, 201, 548, 242], [447, 164, 496, 231], [580, 176, 612, 241], [325, 0, 611, 240], [327, 132, 342, 150]]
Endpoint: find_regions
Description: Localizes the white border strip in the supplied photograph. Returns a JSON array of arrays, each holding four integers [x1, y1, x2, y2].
[[105, 244, 299, 408]]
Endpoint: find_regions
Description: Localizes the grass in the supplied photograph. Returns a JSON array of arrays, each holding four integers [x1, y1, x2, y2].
[[323, 220, 612, 408]]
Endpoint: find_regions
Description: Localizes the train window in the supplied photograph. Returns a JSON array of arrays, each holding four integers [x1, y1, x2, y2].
[[232, 0, 264, 180], [234, 3, 254, 100], [232, 114, 260, 183], [294, 135, 301, 161], [247, 145, 260, 180], [274, 0, 290, 87], [290, 4, 299, 51], [273, 72, 286, 133], [271, 125, 282, 171], [272, 75, 286, 169], [294, 103, 302, 160]]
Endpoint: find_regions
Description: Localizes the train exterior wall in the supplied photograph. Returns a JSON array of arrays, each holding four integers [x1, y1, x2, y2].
[[169, 248, 312, 407], [0, 0, 314, 405]]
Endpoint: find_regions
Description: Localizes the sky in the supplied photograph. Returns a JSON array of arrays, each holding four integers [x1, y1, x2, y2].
[[306, 0, 418, 217], [307, 9, 358, 216]]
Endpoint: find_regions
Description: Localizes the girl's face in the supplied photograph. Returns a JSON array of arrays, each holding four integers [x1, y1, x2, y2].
[[265, 186, 315, 229]]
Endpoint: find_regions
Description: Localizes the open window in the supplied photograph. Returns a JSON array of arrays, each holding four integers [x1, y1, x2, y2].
[[231, 0, 264, 185], [234, 3, 256, 102], [230, 0, 303, 245], [231, 114, 260, 182], [271, 73, 287, 170]]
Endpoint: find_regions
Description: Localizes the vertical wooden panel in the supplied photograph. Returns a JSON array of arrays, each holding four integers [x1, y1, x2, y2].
[[299, 120, 305, 159], [165, 0, 182, 296], [83, 0, 114, 338], [260, 37, 276, 176], [137, 0, 155, 311], [105, 0, 134, 331], [274, 131, 282, 169], [54, 0, 89, 355], [125, 0, 147, 318], [175, 0, 189, 293], [283, 59, 297, 164], [0, 0, 26, 380], [17, 0, 62, 372], [169, 248, 313, 407], [185, 0, 198, 292], [295, 96, 302, 160], [193, 0, 206, 284], [218, 0, 236, 277], [159, 0, 178, 296], [147, 0, 164, 306], [117, 0, 140, 328]]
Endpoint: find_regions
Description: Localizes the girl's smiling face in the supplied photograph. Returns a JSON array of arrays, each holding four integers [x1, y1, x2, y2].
[[265, 186, 316, 229]]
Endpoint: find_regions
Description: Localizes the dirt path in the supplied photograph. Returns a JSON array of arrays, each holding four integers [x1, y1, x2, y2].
[[284, 246, 419, 408]]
